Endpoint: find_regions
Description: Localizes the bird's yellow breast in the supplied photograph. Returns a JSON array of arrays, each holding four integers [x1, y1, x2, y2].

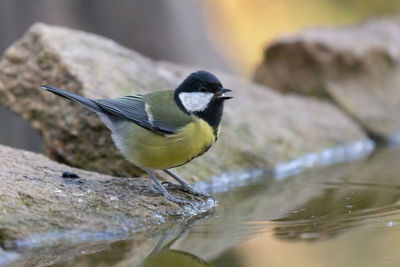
[[119, 117, 216, 169]]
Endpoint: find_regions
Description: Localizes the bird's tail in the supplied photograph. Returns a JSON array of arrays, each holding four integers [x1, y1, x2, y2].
[[41, 85, 101, 112]]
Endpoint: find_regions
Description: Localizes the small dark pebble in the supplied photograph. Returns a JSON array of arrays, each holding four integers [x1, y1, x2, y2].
[[62, 171, 80, 179]]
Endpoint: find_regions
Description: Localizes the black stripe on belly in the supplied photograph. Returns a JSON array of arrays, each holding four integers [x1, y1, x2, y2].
[[169, 143, 213, 169]]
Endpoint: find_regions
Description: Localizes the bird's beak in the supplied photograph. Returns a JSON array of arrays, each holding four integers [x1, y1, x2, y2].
[[214, 88, 233, 100]]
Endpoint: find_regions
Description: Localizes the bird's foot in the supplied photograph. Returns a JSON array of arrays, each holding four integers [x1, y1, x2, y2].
[[163, 191, 193, 206], [161, 181, 213, 200], [139, 186, 193, 206], [139, 186, 162, 196]]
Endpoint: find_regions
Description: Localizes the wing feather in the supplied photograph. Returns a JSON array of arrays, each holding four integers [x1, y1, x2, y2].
[[94, 96, 176, 134]]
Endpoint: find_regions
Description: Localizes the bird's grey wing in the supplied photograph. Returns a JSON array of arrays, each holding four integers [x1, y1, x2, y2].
[[94, 96, 177, 134]]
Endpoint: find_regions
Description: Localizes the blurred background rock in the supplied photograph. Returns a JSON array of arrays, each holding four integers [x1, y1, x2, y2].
[[1, 0, 400, 153]]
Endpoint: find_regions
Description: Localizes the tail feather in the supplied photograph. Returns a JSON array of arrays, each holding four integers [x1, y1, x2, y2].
[[41, 85, 101, 112]]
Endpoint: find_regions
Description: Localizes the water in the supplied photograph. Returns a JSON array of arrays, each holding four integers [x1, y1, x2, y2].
[[5, 147, 400, 266]]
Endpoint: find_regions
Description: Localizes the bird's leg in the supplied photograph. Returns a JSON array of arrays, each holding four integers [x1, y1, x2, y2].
[[162, 169, 212, 199], [143, 168, 190, 205]]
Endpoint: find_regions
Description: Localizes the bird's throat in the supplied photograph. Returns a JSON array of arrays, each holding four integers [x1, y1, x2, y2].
[[194, 100, 224, 138]]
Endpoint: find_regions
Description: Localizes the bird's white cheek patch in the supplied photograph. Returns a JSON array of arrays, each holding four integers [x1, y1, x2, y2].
[[179, 92, 214, 112]]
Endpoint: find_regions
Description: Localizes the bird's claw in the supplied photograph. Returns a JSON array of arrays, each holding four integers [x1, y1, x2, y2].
[[163, 192, 194, 207], [139, 186, 162, 196], [139, 185, 193, 206], [161, 181, 214, 201]]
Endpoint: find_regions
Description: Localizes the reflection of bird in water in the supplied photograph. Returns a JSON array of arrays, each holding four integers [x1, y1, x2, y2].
[[139, 229, 212, 267], [139, 248, 213, 267]]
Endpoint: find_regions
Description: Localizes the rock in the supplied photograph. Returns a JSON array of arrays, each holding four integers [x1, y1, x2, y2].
[[0, 144, 213, 247], [0, 23, 368, 181], [254, 17, 400, 141]]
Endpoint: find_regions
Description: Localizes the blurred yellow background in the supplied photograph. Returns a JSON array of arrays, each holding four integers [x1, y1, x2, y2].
[[204, 0, 400, 75]]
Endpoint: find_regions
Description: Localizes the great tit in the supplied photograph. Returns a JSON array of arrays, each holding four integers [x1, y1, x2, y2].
[[41, 71, 232, 204]]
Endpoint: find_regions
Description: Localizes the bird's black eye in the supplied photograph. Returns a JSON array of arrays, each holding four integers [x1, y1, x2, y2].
[[200, 87, 207, 93]]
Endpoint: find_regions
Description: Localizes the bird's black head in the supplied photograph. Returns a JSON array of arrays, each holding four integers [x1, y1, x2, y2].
[[174, 71, 232, 132]]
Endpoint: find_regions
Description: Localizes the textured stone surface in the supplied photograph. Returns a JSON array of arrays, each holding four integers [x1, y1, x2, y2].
[[254, 17, 400, 140], [0, 23, 368, 181], [0, 144, 213, 246]]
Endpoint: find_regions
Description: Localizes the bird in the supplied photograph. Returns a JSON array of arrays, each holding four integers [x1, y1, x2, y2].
[[41, 70, 232, 205]]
